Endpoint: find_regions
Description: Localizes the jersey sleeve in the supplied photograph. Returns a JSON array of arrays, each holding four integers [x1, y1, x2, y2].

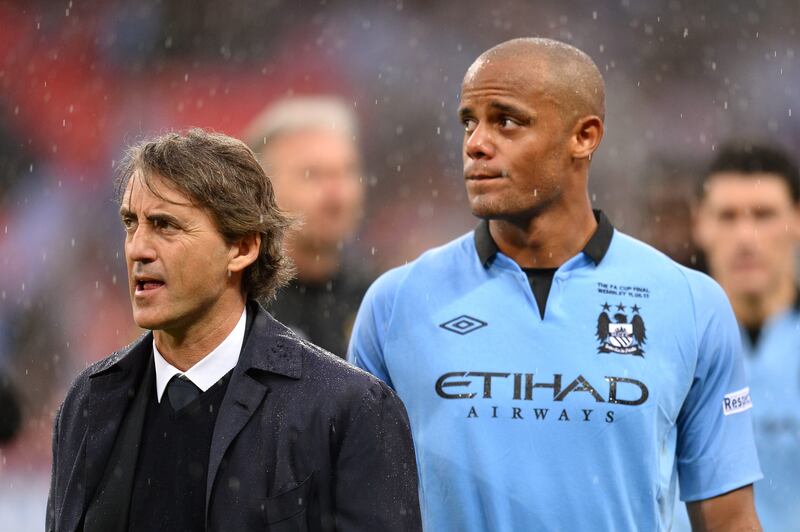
[[347, 266, 407, 389], [676, 271, 763, 501]]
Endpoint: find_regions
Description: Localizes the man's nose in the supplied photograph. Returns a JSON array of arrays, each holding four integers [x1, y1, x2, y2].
[[126, 226, 157, 263], [464, 124, 496, 160]]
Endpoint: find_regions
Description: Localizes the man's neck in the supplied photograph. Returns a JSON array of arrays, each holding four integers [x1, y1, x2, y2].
[[489, 201, 597, 269], [154, 298, 246, 372], [287, 239, 341, 284], [728, 275, 797, 330]]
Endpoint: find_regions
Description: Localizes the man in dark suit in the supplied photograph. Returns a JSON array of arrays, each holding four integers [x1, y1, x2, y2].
[[46, 129, 421, 531]]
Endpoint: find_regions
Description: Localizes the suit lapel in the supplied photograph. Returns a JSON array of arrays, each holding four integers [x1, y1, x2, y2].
[[82, 335, 152, 518], [205, 303, 303, 518], [83, 355, 154, 532]]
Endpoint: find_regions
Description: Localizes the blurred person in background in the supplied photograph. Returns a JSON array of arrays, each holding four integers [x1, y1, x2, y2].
[[636, 157, 704, 269], [350, 37, 762, 531], [244, 97, 370, 358], [0, 369, 22, 444], [47, 129, 421, 532], [693, 141, 800, 531]]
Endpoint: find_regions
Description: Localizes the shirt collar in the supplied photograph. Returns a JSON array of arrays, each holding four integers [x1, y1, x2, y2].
[[153, 307, 247, 403], [475, 209, 614, 267]]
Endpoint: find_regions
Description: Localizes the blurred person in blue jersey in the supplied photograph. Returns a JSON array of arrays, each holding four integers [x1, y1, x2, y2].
[[693, 141, 800, 530], [244, 98, 370, 358], [349, 37, 762, 531]]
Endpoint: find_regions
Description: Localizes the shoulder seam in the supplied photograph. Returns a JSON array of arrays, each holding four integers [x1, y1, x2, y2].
[[674, 265, 701, 371]]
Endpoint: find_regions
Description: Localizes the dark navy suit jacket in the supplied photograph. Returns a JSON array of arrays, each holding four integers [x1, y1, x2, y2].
[[46, 302, 421, 531]]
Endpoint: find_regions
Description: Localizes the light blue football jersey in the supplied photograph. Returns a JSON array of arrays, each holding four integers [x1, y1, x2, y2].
[[743, 302, 800, 530], [349, 213, 762, 531], [675, 298, 799, 532]]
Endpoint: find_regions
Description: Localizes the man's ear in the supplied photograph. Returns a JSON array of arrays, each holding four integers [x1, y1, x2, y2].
[[572, 115, 604, 160], [228, 233, 261, 274]]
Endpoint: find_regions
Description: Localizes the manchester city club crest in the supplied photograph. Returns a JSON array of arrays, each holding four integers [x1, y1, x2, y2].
[[596, 302, 647, 356]]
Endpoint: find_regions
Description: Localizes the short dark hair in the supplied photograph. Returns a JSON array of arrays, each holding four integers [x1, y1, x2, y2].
[[699, 141, 800, 203], [115, 128, 295, 303]]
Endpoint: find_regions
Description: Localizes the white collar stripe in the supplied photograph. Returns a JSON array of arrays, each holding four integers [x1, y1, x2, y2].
[[153, 308, 247, 403]]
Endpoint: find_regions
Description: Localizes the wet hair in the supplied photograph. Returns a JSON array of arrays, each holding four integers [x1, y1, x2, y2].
[[115, 128, 295, 303], [243, 96, 358, 159], [698, 141, 800, 203]]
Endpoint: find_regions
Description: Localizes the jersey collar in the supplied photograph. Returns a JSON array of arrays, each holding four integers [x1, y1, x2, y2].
[[474, 209, 614, 267]]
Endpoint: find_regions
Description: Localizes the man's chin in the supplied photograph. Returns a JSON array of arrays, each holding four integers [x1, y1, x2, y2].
[[469, 197, 506, 220], [726, 275, 770, 299], [132, 310, 168, 331], [469, 199, 533, 222], [303, 233, 353, 251]]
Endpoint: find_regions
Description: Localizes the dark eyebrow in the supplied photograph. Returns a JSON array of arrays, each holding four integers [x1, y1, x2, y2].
[[146, 212, 181, 226], [458, 101, 533, 121], [489, 101, 530, 119], [119, 207, 134, 219]]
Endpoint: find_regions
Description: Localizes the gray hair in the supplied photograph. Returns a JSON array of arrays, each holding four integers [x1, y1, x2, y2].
[[244, 97, 358, 156]]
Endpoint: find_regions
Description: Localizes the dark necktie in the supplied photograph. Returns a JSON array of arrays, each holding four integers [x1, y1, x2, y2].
[[166, 374, 201, 411]]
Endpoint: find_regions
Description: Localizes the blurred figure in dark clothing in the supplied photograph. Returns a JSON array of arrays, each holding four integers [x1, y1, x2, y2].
[[693, 141, 800, 531], [245, 97, 371, 357], [0, 371, 22, 443]]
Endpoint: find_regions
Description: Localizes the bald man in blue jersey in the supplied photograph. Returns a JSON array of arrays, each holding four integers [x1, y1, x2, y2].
[[349, 38, 762, 531]]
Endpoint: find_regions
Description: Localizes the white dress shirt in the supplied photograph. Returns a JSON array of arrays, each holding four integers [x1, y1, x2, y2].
[[153, 307, 247, 402]]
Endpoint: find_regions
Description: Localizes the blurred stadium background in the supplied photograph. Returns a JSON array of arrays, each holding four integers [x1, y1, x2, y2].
[[0, 1, 797, 528]]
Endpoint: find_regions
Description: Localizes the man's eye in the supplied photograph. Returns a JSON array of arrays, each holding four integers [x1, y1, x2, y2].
[[753, 208, 777, 221], [121, 217, 137, 231], [499, 117, 518, 129], [153, 219, 173, 230], [463, 119, 477, 133]]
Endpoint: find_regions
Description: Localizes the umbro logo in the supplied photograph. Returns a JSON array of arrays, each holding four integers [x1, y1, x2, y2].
[[440, 315, 487, 335]]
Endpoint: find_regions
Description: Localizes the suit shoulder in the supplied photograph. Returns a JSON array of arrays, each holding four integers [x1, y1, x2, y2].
[[297, 339, 396, 400], [58, 336, 146, 416]]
